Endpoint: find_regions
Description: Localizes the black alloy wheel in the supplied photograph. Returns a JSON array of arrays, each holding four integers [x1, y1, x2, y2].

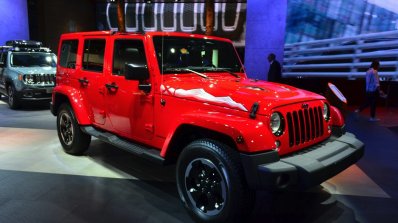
[[184, 158, 227, 216], [59, 111, 74, 146], [176, 139, 255, 223], [57, 103, 91, 155]]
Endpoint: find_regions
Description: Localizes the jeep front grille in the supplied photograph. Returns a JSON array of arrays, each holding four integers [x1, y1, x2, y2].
[[286, 106, 324, 147], [24, 74, 55, 85]]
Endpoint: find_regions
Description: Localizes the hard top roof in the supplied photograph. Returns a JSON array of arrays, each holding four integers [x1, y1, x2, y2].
[[60, 31, 232, 43]]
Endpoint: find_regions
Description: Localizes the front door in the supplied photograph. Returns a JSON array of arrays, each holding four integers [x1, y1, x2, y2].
[[104, 37, 154, 142]]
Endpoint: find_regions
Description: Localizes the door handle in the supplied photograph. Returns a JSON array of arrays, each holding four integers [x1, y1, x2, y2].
[[105, 82, 118, 92], [78, 77, 89, 87]]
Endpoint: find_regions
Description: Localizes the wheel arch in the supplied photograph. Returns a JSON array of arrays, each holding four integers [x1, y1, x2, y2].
[[52, 87, 92, 125], [162, 124, 238, 164], [5, 79, 14, 92]]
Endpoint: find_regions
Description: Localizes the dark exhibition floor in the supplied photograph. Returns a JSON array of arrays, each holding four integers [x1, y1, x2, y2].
[[0, 99, 397, 223]]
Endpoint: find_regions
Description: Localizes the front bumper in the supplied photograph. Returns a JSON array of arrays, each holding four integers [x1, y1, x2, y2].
[[240, 132, 364, 190], [16, 86, 53, 101]]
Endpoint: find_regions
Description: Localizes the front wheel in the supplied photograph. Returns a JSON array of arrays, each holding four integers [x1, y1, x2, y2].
[[57, 103, 91, 155], [7, 85, 20, 109], [176, 139, 255, 223]]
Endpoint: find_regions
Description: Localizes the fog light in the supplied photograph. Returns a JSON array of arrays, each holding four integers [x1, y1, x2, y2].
[[23, 92, 33, 97], [275, 140, 281, 149], [276, 174, 290, 189]]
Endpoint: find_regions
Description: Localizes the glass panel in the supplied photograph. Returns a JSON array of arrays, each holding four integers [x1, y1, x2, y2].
[[10, 52, 56, 68], [153, 36, 243, 74], [112, 39, 146, 76], [82, 39, 106, 72], [59, 40, 78, 69]]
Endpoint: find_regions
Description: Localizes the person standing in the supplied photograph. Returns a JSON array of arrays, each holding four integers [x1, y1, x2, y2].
[[355, 60, 384, 121], [267, 53, 282, 82]]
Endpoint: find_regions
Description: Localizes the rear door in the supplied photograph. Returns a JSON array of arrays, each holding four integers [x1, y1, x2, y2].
[[77, 38, 107, 125]]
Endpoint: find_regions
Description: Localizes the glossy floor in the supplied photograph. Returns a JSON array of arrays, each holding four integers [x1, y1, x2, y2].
[[0, 99, 397, 223]]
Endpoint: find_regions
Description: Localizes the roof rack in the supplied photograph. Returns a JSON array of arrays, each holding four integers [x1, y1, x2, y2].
[[0, 40, 51, 53], [0, 46, 12, 50], [6, 40, 42, 48]]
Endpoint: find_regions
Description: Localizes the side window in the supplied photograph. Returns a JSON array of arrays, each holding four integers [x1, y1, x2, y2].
[[0, 53, 4, 67], [112, 39, 146, 76], [0, 52, 7, 66], [59, 40, 78, 69], [83, 39, 106, 72]]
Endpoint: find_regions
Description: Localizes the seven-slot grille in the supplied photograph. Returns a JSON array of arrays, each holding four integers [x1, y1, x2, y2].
[[286, 106, 324, 147], [24, 74, 55, 85]]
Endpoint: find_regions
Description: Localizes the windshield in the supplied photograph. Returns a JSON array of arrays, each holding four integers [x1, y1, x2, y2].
[[153, 36, 243, 74], [11, 52, 56, 68]]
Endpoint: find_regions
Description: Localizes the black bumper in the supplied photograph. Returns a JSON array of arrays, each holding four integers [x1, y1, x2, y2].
[[17, 87, 53, 101], [240, 132, 364, 190]]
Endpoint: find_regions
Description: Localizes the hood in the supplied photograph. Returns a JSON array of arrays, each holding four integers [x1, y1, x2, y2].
[[160, 75, 325, 115], [9, 66, 56, 74]]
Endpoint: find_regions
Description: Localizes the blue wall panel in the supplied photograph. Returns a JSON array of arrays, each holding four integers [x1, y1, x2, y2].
[[0, 0, 30, 45], [244, 0, 287, 80]]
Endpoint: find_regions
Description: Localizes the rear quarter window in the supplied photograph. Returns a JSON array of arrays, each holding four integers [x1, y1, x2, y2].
[[59, 40, 78, 69]]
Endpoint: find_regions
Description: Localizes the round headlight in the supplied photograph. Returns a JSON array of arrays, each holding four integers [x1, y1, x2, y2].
[[270, 112, 284, 136], [25, 75, 34, 84], [323, 103, 330, 121]]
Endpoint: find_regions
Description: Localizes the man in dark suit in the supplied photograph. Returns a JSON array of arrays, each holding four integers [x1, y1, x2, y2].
[[267, 53, 282, 82]]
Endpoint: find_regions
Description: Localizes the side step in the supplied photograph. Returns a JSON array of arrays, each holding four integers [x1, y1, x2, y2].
[[81, 126, 164, 165]]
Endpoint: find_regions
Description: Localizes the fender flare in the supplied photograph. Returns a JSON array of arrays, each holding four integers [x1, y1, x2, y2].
[[52, 86, 92, 125], [330, 105, 344, 127], [160, 111, 275, 156]]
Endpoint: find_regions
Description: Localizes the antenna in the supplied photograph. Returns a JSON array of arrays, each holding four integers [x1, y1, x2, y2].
[[160, 34, 165, 103]]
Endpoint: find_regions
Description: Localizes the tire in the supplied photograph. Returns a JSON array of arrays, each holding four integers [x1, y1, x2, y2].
[[176, 139, 255, 223], [57, 103, 91, 155], [7, 85, 20, 109]]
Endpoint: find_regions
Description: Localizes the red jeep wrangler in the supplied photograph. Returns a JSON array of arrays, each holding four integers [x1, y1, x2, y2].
[[51, 31, 364, 222]]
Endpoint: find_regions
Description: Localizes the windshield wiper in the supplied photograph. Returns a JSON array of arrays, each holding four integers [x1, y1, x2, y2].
[[183, 68, 208, 79], [163, 67, 208, 78], [204, 67, 240, 78]]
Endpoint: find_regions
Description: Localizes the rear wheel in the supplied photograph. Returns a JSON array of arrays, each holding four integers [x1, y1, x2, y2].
[[176, 139, 255, 223], [57, 103, 91, 155], [7, 85, 20, 109]]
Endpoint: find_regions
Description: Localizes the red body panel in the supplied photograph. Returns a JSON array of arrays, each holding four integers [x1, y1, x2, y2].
[[330, 105, 345, 127], [53, 31, 342, 157], [52, 86, 91, 125]]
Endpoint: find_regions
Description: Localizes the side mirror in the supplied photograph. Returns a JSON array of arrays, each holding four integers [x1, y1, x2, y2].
[[125, 63, 149, 81], [125, 63, 151, 93]]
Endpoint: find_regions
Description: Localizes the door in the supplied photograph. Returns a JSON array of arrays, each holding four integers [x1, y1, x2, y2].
[[104, 37, 154, 141], [78, 38, 107, 125]]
